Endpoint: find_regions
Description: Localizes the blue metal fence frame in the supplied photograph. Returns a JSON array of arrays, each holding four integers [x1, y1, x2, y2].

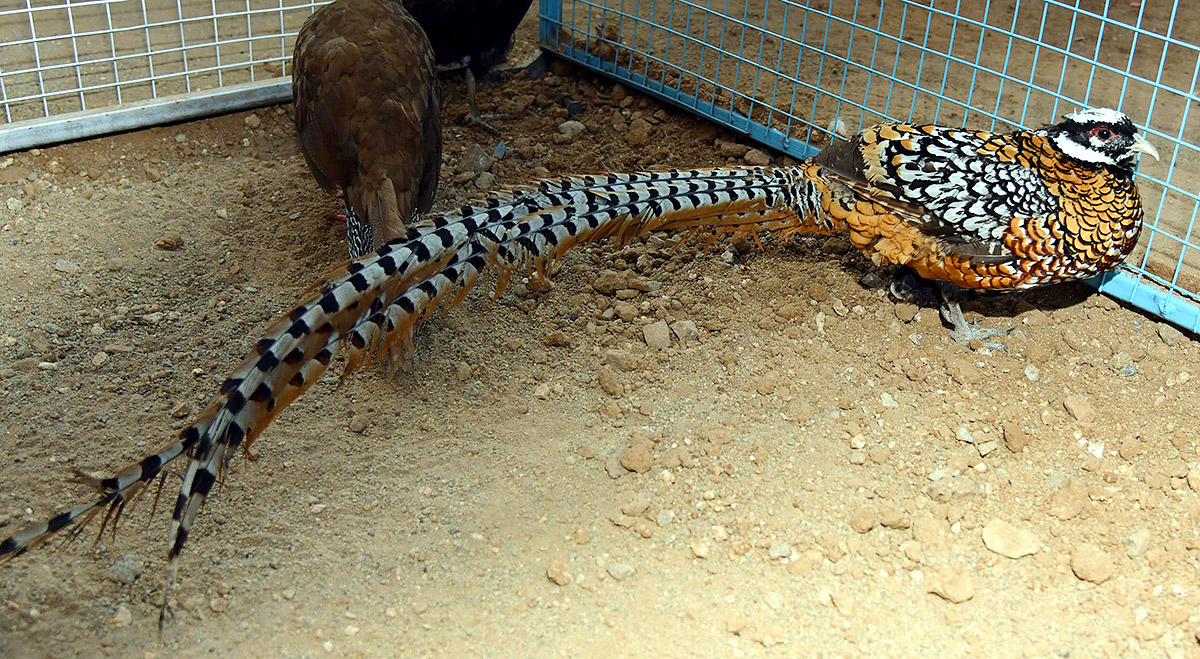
[[538, 0, 1200, 333]]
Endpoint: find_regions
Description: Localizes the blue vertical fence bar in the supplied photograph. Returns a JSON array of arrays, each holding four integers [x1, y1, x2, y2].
[[537, 0, 1200, 333]]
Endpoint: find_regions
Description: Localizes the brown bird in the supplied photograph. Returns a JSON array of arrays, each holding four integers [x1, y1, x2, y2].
[[403, 0, 534, 133], [292, 0, 442, 258], [0, 109, 1157, 620]]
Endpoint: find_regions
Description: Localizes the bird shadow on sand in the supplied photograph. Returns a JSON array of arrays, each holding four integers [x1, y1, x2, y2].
[[759, 233, 1107, 331]]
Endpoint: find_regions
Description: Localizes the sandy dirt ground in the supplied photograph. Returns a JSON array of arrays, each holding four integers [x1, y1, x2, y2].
[[2, 8, 1200, 659]]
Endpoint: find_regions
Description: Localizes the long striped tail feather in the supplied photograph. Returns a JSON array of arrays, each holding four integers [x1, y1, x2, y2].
[[1, 165, 837, 614]]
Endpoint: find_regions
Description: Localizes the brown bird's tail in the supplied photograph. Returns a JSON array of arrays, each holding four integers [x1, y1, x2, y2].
[[347, 173, 405, 252], [0, 165, 841, 593]]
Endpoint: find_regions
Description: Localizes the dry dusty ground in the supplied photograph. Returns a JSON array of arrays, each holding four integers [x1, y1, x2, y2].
[[2, 15, 1200, 659]]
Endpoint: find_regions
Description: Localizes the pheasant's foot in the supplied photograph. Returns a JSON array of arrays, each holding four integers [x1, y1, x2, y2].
[[466, 109, 504, 135], [464, 68, 503, 135], [158, 598, 175, 634], [940, 300, 1014, 352]]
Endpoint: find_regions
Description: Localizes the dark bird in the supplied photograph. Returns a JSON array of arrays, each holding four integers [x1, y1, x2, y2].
[[292, 0, 442, 258], [403, 0, 535, 133], [0, 108, 1157, 619]]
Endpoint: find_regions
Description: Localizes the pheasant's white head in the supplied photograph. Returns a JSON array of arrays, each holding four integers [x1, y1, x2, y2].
[[1049, 107, 1159, 172]]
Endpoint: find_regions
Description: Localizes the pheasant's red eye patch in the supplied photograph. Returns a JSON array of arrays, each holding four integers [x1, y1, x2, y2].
[[1088, 125, 1115, 141]]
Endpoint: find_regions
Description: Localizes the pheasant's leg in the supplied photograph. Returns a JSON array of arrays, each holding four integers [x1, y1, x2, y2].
[[937, 283, 1014, 349], [465, 69, 503, 135], [435, 56, 470, 74], [887, 270, 942, 309], [890, 273, 1013, 348]]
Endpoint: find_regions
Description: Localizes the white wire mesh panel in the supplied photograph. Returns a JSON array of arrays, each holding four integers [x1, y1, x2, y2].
[[0, 0, 329, 148], [540, 0, 1200, 332]]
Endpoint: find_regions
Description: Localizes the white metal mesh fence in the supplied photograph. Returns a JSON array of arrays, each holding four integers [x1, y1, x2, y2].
[[0, 0, 328, 151]]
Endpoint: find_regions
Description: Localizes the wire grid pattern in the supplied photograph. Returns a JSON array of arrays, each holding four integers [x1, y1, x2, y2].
[[0, 0, 329, 124], [539, 0, 1200, 332]]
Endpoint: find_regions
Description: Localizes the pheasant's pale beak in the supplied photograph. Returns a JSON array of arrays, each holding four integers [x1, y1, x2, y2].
[[1132, 134, 1159, 161]]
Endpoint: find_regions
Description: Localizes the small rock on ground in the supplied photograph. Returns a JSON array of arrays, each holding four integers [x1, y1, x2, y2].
[[1157, 323, 1184, 346], [1063, 395, 1096, 422], [928, 569, 975, 603], [620, 441, 654, 473], [643, 321, 671, 349], [1071, 544, 1115, 584], [606, 563, 636, 581], [1124, 530, 1152, 558], [768, 540, 791, 559], [546, 560, 571, 586], [108, 555, 144, 585], [981, 519, 1040, 559]]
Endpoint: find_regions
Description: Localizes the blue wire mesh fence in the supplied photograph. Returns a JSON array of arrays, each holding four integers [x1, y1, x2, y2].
[[538, 0, 1200, 333]]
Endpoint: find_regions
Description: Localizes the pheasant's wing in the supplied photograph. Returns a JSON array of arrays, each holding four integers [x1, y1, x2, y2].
[[817, 123, 1061, 265]]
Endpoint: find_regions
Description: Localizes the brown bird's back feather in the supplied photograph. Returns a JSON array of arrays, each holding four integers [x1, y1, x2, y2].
[[293, 0, 442, 256]]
